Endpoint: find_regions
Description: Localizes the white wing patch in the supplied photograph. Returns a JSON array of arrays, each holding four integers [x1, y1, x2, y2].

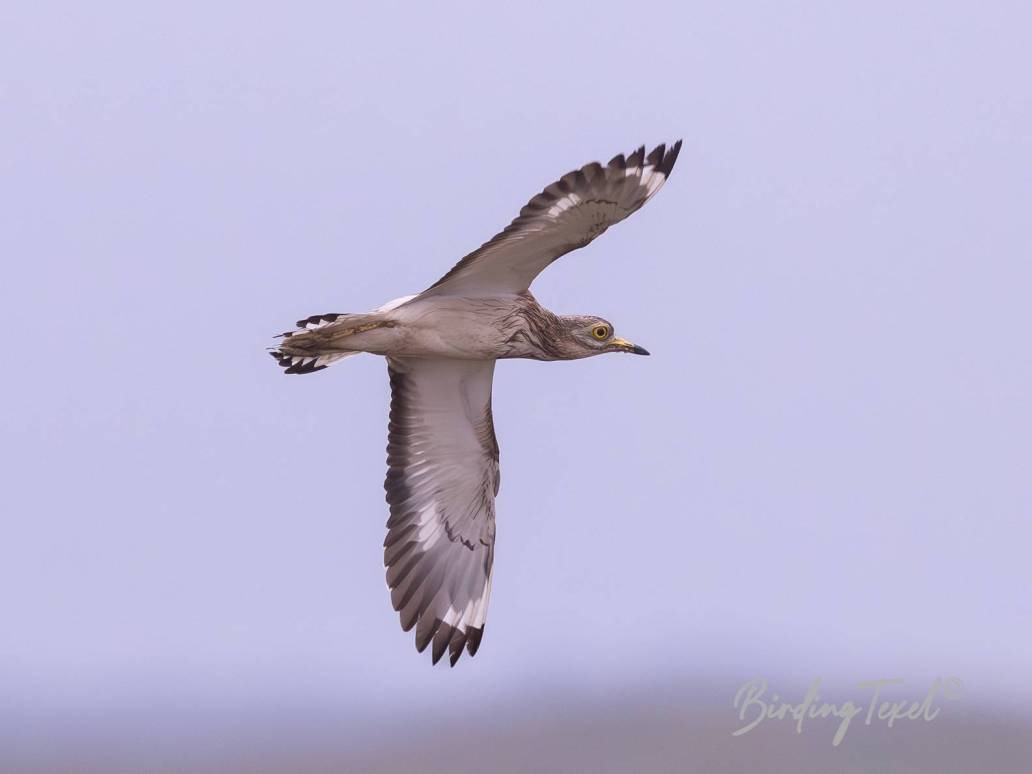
[[547, 192, 583, 217]]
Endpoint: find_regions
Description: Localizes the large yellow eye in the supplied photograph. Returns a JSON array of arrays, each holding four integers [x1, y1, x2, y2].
[[591, 324, 610, 341]]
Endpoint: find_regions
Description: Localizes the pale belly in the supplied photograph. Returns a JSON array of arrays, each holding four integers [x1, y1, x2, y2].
[[378, 297, 518, 359]]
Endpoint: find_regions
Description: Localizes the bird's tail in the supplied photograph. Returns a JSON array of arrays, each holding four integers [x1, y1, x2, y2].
[[269, 312, 393, 375]]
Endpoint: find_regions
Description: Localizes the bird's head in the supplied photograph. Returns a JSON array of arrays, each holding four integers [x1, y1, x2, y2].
[[562, 315, 650, 358]]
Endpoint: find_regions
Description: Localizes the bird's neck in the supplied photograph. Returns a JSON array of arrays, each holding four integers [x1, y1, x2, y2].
[[498, 294, 579, 361]]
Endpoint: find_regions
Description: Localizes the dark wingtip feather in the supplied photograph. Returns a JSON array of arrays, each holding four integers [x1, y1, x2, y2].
[[465, 625, 484, 656], [448, 628, 468, 667], [431, 623, 454, 665], [660, 139, 683, 177], [448, 644, 463, 667], [415, 617, 440, 653], [581, 161, 604, 182], [399, 603, 419, 632], [646, 143, 666, 168], [627, 145, 646, 167]]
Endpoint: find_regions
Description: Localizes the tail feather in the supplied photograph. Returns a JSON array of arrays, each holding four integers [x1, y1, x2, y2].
[[269, 348, 358, 375], [270, 311, 392, 375], [291, 312, 348, 333]]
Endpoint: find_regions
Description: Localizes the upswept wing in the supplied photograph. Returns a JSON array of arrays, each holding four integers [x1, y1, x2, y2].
[[383, 357, 499, 666], [423, 141, 682, 297]]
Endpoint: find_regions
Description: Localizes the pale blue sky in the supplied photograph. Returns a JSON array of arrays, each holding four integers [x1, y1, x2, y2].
[[2, 0, 1030, 741]]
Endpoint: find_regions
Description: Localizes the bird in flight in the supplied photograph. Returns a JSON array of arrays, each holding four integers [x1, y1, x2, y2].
[[271, 142, 682, 666]]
